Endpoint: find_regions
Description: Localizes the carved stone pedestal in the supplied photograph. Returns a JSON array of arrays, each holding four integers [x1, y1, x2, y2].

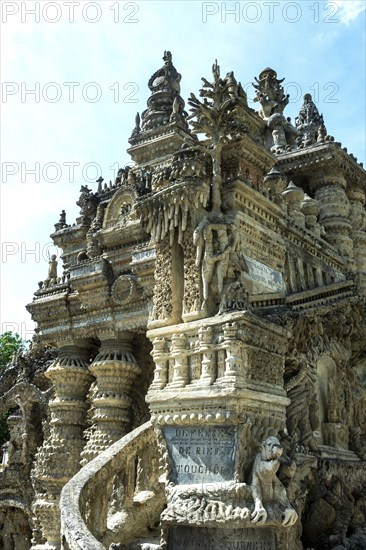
[[147, 312, 298, 550]]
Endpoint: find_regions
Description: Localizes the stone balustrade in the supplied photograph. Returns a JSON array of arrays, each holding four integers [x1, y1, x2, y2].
[[60, 421, 164, 550], [149, 313, 287, 393]]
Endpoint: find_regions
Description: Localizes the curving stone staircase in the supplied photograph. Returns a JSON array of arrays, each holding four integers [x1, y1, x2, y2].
[[60, 421, 165, 550]]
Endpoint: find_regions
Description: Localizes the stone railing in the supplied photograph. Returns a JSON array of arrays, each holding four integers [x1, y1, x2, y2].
[[148, 312, 288, 393], [60, 421, 165, 550]]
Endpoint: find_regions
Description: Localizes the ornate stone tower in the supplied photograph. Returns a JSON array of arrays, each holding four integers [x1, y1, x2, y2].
[[1, 53, 365, 550]]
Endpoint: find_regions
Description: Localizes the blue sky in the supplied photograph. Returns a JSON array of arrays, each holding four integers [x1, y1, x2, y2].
[[1, 0, 365, 339]]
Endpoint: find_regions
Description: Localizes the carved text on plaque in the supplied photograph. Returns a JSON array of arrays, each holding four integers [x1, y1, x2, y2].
[[171, 527, 277, 550], [163, 426, 236, 484]]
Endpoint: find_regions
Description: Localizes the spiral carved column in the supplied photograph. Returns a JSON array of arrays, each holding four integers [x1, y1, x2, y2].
[[80, 333, 141, 465], [310, 173, 355, 271], [347, 185, 366, 292], [31, 342, 93, 549]]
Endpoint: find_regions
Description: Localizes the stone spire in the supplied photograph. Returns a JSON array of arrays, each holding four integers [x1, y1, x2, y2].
[[295, 93, 327, 147], [252, 67, 289, 120], [252, 68, 297, 153], [130, 51, 187, 138]]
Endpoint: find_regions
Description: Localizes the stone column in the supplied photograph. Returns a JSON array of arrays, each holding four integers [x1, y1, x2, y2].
[[221, 322, 245, 386], [168, 333, 189, 388], [301, 194, 321, 237], [310, 173, 355, 271], [150, 337, 169, 390], [295, 258, 307, 291], [31, 342, 93, 549], [80, 333, 141, 465], [286, 255, 298, 293], [347, 185, 366, 292], [197, 326, 215, 385], [282, 181, 305, 227]]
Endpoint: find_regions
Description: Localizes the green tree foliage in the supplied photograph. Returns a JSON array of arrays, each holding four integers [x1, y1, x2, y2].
[[0, 332, 25, 448], [0, 331, 24, 370]]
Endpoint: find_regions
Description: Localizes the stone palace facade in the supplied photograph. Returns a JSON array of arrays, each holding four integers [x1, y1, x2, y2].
[[1, 52, 366, 550]]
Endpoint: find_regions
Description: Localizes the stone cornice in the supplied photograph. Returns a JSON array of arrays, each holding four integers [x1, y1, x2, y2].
[[127, 123, 193, 165], [279, 217, 343, 270], [223, 133, 275, 174], [274, 142, 366, 188]]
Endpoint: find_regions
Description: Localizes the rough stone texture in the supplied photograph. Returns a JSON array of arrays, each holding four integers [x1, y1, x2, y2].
[[1, 53, 366, 550]]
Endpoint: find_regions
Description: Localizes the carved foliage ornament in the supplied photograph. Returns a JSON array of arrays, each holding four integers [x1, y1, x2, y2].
[[111, 274, 137, 305]]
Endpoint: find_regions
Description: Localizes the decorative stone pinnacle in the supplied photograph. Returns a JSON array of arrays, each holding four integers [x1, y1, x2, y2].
[[295, 93, 328, 147], [130, 51, 187, 136], [253, 67, 289, 120]]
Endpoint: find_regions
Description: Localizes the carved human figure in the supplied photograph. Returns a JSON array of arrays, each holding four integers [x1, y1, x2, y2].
[[115, 168, 125, 185], [47, 254, 58, 280], [194, 219, 237, 310], [268, 109, 288, 153], [224, 71, 247, 101], [250, 436, 298, 527], [218, 252, 249, 314]]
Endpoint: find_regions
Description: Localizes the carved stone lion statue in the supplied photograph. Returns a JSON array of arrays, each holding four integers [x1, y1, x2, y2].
[[250, 436, 298, 527]]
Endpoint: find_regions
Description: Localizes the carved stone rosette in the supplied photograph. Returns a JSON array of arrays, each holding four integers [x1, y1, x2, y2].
[[80, 334, 141, 464], [31, 343, 93, 549]]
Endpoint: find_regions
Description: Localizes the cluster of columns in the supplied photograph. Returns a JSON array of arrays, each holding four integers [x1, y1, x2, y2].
[[31, 333, 140, 549], [81, 334, 141, 465], [265, 167, 366, 294], [309, 173, 356, 272]]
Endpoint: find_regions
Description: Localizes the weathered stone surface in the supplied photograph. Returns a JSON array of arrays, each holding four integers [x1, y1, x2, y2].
[[0, 53, 364, 550], [163, 425, 237, 484], [170, 526, 277, 550]]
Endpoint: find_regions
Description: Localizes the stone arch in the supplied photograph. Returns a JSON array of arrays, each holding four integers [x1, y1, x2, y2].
[[103, 187, 137, 229], [0, 383, 47, 469], [0, 504, 32, 550]]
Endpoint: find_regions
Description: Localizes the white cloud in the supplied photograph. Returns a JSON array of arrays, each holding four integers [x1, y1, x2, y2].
[[333, 0, 366, 24]]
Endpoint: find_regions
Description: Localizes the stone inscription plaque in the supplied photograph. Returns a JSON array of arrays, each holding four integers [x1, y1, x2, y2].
[[244, 256, 284, 293], [171, 527, 277, 550], [163, 426, 236, 484]]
